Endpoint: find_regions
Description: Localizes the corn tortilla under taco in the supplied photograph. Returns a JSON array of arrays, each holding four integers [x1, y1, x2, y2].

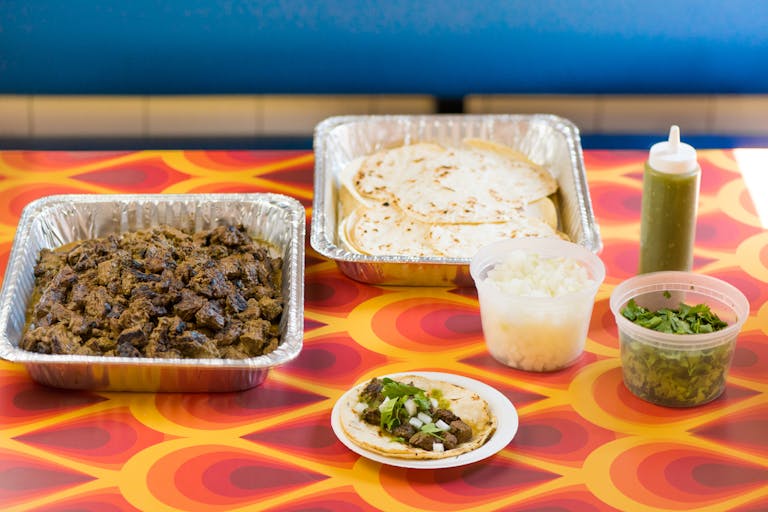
[[338, 375, 497, 460]]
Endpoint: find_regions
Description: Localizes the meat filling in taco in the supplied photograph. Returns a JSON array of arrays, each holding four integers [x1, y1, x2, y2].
[[339, 375, 497, 459]]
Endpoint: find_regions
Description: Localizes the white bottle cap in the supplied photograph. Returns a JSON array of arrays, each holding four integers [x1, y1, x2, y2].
[[648, 125, 698, 174]]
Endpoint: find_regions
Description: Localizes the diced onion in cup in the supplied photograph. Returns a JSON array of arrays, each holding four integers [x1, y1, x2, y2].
[[435, 419, 450, 431], [475, 246, 602, 372], [486, 250, 592, 297], [432, 443, 445, 453], [409, 417, 424, 429]]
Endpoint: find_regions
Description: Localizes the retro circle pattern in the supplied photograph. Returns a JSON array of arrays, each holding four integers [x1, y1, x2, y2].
[[0, 149, 766, 511]]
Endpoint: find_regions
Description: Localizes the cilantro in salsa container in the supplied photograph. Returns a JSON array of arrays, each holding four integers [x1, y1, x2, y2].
[[609, 272, 749, 408]]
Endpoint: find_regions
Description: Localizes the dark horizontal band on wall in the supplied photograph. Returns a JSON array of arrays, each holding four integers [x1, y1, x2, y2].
[[2, 135, 766, 151]]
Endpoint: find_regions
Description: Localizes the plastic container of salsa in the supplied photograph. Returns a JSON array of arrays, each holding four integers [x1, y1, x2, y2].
[[609, 271, 749, 407]]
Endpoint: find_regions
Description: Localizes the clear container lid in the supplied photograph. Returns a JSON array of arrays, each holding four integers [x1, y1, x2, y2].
[[609, 271, 749, 350]]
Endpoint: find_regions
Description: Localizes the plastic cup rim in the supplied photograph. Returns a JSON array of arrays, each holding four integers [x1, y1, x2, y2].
[[609, 271, 749, 349], [469, 237, 606, 301]]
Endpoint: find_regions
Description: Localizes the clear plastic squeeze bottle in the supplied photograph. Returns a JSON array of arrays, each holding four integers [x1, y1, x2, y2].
[[638, 125, 701, 273]]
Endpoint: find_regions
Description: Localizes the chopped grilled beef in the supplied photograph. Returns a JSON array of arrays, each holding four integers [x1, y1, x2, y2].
[[195, 301, 226, 331], [20, 224, 283, 360], [173, 289, 205, 321], [362, 407, 381, 426], [433, 408, 459, 424], [360, 378, 384, 403], [450, 420, 473, 443], [441, 432, 459, 450], [408, 432, 438, 451], [408, 427, 458, 451], [391, 423, 417, 439]]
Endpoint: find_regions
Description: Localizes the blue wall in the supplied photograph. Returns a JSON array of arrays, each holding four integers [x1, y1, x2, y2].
[[2, 1, 768, 96]]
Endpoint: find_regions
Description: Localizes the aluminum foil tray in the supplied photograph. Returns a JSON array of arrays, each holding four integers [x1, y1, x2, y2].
[[0, 193, 305, 392], [310, 114, 602, 286]]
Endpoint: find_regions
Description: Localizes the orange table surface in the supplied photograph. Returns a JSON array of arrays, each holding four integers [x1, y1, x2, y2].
[[0, 149, 766, 512]]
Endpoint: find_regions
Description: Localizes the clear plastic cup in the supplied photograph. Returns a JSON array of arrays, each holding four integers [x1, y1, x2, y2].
[[609, 271, 749, 407], [470, 238, 606, 372]]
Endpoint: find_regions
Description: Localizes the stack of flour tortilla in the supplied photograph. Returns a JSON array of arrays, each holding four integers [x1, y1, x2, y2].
[[338, 138, 567, 258]]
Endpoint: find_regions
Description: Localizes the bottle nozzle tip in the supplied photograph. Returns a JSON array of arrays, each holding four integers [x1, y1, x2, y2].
[[668, 125, 681, 150]]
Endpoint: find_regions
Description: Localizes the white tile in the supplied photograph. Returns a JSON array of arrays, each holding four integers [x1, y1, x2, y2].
[[597, 95, 712, 135], [712, 95, 768, 134], [464, 94, 599, 132], [31, 96, 144, 137], [370, 95, 436, 114], [147, 95, 258, 136], [260, 95, 372, 135], [0, 95, 30, 136]]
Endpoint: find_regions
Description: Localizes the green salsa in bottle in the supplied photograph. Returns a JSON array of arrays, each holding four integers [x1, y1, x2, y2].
[[638, 126, 701, 273]]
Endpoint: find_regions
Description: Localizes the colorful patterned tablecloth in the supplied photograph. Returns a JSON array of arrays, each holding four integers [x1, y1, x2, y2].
[[0, 149, 766, 512]]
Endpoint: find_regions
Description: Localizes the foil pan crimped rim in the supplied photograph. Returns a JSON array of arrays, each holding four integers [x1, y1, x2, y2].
[[0, 193, 306, 372], [310, 114, 602, 285]]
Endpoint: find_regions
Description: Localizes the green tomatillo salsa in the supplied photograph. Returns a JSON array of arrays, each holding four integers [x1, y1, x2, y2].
[[620, 298, 733, 407], [638, 162, 700, 273]]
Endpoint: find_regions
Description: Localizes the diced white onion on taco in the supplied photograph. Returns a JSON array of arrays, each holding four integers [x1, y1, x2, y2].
[[378, 397, 390, 411], [353, 402, 367, 414], [430, 397, 439, 409], [435, 419, 451, 431], [404, 398, 417, 417], [432, 443, 445, 453], [417, 412, 432, 424], [408, 417, 423, 429]]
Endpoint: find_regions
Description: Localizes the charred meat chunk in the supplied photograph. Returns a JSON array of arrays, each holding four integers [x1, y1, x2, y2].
[[450, 420, 473, 443], [209, 224, 251, 247], [117, 324, 151, 349], [194, 301, 226, 331], [433, 408, 459, 424], [173, 289, 205, 321], [441, 432, 459, 450], [360, 378, 384, 403], [391, 423, 417, 440], [408, 432, 438, 451], [362, 407, 381, 426], [407, 431, 457, 451]]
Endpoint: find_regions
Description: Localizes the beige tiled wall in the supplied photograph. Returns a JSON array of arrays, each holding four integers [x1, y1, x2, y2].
[[31, 96, 145, 137], [147, 96, 258, 137], [2, 94, 768, 138], [466, 94, 768, 136], [0, 96, 30, 136], [711, 96, 768, 134], [0, 95, 437, 139], [465, 95, 601, 132]]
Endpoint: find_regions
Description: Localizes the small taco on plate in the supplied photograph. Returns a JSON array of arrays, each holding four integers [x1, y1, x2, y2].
[[338, 375, 497, 459]]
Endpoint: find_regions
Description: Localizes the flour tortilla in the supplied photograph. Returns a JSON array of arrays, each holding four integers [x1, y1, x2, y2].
[[428, 215, 566, 258], [338, 155, 374, 218], [337, 139, 567, 258], [351, 142, 557, 224], [340, 197, 560, 258], [340, 205, 433, 257], [338, 375, 497, 460]]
